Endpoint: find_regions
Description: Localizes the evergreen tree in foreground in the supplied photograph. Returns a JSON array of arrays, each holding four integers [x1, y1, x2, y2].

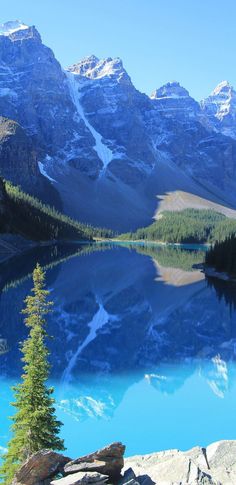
[[0, 264, 65, 484]]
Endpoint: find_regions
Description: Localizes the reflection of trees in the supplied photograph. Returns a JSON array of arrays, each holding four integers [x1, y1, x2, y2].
[[206, 276, 236, 314], [123, 243, 205, 272], [0, 242, 109, 293], [0, 242, 204, 293]]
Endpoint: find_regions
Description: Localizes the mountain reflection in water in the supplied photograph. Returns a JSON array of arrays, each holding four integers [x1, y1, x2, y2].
[[1, 242, 236, 457]]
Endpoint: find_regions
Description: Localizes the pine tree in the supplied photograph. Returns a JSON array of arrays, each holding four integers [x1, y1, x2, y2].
[[0, 264, 65, 484]]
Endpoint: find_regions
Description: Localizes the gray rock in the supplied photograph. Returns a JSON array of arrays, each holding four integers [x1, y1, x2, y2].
[[135, 476, 155, 485], [65, 461, 107, 474], [118, 468, 137, 484], [13, 449, 71, 485], [124, 440, 236, 484], [119, 467, 154, 485], [65, 442, 125, 481], [51, 471, 109, 485]]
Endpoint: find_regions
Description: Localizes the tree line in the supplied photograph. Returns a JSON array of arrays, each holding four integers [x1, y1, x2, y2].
[[118, 209, 236, 244], [0, 179, 115, 241], [205, 234, 236, 275]]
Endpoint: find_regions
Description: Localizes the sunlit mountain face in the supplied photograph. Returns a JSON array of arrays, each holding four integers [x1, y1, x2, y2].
[[1, 243, 236, 456]]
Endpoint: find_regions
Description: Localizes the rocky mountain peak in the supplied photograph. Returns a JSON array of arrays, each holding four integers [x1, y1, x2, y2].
[[151, 81, 190, 99], [150, 81, 200, 121], [0, 20, 40, 42], [68, 55, 99, 76], [201, 80, 236, 138], [68, 56, 130, 83], [202, 80, 236, 113]]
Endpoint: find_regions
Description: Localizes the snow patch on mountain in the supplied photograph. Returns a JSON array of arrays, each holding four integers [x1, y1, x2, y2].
[[0, 21, 29, 36], [66, 70, 113, 170], [38, 158, 56, 183]]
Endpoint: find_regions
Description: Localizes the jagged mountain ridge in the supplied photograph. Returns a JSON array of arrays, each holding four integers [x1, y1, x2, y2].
[[0, 21, 236, 230]]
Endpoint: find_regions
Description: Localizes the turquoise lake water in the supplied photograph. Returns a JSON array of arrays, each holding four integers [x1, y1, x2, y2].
[[0, 243, 236, 458]]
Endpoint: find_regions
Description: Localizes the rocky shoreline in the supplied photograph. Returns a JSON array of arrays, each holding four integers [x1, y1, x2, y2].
[[11, 440, 236, 485]]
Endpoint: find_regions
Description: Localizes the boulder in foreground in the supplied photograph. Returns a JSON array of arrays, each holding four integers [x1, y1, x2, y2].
[[13, 449, 71, 485], [64, 442, 125, 481]]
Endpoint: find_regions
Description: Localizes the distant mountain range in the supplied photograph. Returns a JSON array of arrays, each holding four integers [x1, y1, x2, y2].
[[1, 20, 236, 231]]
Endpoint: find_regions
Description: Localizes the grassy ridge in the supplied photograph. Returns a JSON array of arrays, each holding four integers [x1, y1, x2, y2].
[[0, 180, 114, 241], [118, 209, 236, 244]]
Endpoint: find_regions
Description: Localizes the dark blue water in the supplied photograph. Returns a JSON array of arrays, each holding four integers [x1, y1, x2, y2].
[[1, 243, 236, 458]]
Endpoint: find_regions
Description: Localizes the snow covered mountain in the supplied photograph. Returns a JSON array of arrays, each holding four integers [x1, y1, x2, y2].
[[201, 81, 236, 140], [0, 20, 236, 230]]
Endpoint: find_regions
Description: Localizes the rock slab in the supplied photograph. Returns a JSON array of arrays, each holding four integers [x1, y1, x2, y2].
[[13, 449, 71, 485], [64, 442, 125, 481]]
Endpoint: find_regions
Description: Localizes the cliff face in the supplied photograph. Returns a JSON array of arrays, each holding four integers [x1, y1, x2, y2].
[[0, 117, 61, 206], [0, 117, 38, 189]]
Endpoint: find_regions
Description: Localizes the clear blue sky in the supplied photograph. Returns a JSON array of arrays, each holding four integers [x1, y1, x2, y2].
[[1, 0, 236, 100]]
